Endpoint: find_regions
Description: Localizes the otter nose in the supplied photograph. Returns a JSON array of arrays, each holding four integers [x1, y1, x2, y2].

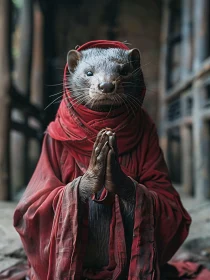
[[98, 82, 115, 93]]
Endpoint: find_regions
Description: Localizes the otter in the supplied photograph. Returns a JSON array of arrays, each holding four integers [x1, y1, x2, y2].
[[13, 41, 191, 280], [66, 47, 145, 270]]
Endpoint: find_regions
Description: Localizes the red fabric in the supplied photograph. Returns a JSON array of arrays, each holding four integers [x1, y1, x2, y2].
[[47, 81, 145, 156], [14, 40, 192, 280], [2, 261, 210, 280], [0, 261, 210, 280], [76, 40, 130, 51]]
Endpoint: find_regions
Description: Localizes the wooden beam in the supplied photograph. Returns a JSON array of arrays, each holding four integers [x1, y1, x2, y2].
[[193, 0, 209, 71], [11, 121, 42, 140], [202, 121, 210, 199], [181, 125, 193, 195], [192, 0, 210, 201], [31, 1, 44, 108], [165, 116, 192, 130], [13, 0, 34, 188], [0, 0, 12, 200], [159, 0, 170, 160], [14, 0, 33, 95], [11, 87, 43, 121], [201, 108, 210, 120], [192, 81, 209, 201], [181, 0, 192, 79], [164, 57, 210, 103]]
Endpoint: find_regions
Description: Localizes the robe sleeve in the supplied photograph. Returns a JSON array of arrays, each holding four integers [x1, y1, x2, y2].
[[138, 121, 191, 265], [13, 134, 87, 280]]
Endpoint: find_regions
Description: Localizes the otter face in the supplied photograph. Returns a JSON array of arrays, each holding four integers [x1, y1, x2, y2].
[[67, 48, 145, 111]]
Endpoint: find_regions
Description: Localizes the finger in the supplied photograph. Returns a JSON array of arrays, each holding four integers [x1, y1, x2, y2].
[[97, 131, 109, 153], [113, 133, 119, 157], [105, 130, 113, 137], [109, 135, 115, 148], [105, 130, 115, 147], [96, 141, 109, 166], [105, 149, 115, 192], [94, 131, 108, 157], [91, 130, 105, 166], [108, 133, 118, 155], [106, 148, 115, 173], [101, 130, 109, 143], [93, 129, 106, 149]]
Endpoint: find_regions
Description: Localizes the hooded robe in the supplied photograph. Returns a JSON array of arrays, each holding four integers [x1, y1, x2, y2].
[[13, 40, 192, 280]]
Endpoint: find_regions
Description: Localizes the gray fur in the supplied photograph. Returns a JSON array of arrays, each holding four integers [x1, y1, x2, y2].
[[83, 199, 112, 268], [84, 198, 135, 269], [67, 48, 145, 111]]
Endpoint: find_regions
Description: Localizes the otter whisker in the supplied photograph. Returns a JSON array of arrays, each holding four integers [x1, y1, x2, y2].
[[67, 88, 90, 93], [126, 95, 141, 111], [49, 91, 64, 98], [44, 94, 64, 110], [126, 95, 138, 110], [118, 95, 131, 116], [61, 95, 88, 109], [125, 97, 138, 116], [124, 93, 140, 110], [105, 99, 114, 119], [85, 96, 97, 109], [126, 93, 141, 106], [70, 95, 89, 106], [121, 59, 141, 66], [132, 69, 141, 76], [46, 82, 64, 87]]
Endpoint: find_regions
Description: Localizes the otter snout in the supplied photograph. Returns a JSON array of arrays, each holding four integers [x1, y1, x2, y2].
[[98, 82, 115, 93]]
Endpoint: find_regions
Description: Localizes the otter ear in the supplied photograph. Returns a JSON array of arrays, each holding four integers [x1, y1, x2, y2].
[[128, 48, 141, 69], [67, 50, 81, 73]]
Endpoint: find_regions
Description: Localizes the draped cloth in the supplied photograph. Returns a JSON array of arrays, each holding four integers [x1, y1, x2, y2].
[[13, 40, 192, 280]]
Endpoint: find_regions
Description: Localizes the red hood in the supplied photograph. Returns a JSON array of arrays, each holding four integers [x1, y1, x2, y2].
[[47, 40, 146, 155]]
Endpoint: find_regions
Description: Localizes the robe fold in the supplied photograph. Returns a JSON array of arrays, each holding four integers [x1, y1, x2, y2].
[[13, 40, 191, 280]]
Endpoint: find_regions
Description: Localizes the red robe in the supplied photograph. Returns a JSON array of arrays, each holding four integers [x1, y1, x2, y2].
[[13, 40, 191, 280]]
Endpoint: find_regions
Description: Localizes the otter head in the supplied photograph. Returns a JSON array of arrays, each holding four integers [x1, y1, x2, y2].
[[67, 47, 145, 111]]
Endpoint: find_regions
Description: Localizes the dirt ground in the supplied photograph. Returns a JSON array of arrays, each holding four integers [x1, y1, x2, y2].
[[0, 197, 210, 273]]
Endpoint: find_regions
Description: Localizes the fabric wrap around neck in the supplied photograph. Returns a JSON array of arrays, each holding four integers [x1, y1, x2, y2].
[[47, 40, 146, 156]]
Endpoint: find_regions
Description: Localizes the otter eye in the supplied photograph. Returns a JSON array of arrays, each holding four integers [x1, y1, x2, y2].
[[120, 68, 129, 76], [86, 71, 93, 76]]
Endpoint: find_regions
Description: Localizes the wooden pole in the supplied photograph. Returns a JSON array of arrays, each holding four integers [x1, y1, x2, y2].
[[193, 0, 209, 71], [181, 0, 192, 79], [13, 0, 33, 191], [192, 0, 209, 201], [192, 82, 208, 201], [181, 124, 193, 195], [28, 1, 44, 179], [159, 0, 169, 160], [31, 1, 44, 108], [0, 0, 12, 200], [14, 0, 33, 95]]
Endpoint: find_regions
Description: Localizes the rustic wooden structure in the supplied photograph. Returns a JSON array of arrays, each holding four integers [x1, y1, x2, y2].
[[0, 0, 161, 201], [160, 0, 210, 200], [0, 0, 45, 200], [0, 0, 12, 201]]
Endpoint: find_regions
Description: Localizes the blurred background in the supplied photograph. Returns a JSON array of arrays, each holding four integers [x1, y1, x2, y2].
[[0, 0, 162, 201], [0, 0, 210, 272], [1, 0, 210, 204]]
